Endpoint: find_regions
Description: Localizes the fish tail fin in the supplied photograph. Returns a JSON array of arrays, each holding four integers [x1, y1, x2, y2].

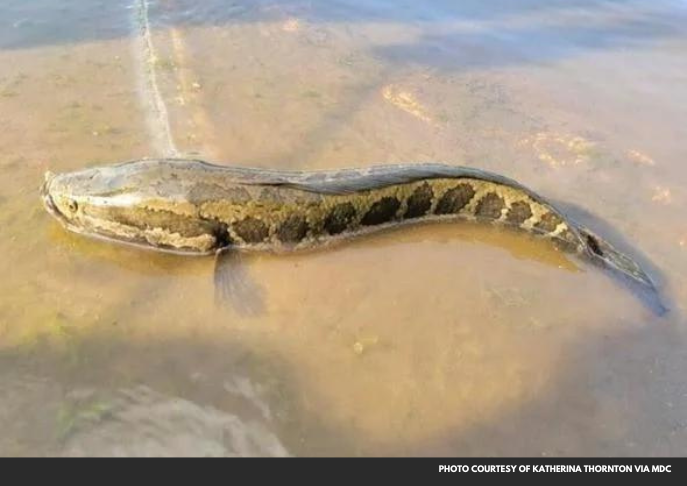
[[576, 225, 668, 316]]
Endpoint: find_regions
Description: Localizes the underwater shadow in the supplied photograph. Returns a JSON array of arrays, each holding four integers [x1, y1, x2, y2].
[[2, 289, 684, 456], [400, 316, 687, 456], [0, 333, 358, 456]]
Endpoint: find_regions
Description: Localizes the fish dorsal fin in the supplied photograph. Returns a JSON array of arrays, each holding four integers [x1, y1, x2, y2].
[[161, 159, 557, 210], [144, 159, 537, 197], [239, 163, 537, 196]]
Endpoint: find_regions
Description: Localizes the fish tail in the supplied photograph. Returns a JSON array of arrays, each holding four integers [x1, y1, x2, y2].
[[576, 225, 668, 316]]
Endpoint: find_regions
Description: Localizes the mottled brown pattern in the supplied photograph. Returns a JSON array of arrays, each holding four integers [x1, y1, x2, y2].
[[558, 228, 578, 245], [404, 183, 433, 219], [535, 212, 564, 233], [435, 183, 475, 214], [323, 202, 357, 235], [293, 191, 323, 205], [475, 192, 505, 219], [361, 196, 401, 226], [233, 217, 269, 243], [87, 205, 217, 238], [188, 183, 251, 204], [506, 200, 533, 224], [258, 187, 284, 203], [276, 214, 309, 243], [44, 159, 661, 308]]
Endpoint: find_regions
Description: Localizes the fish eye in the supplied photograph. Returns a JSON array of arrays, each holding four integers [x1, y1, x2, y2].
[[67, 200, 78, 212]]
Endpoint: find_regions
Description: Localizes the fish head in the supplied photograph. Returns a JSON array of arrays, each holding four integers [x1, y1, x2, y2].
[[41, 160, 221, 255], [41, 164, 141, 232], [42, 167, 97, 231]]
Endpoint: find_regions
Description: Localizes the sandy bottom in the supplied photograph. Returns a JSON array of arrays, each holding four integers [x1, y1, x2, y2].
[[0, 0, 685, 456]]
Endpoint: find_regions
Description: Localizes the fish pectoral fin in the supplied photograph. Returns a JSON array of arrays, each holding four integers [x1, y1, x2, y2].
[[214, 248, 265, 317]]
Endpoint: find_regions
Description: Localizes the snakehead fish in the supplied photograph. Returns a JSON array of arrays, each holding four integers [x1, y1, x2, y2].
[[41, 158, 664, 314]]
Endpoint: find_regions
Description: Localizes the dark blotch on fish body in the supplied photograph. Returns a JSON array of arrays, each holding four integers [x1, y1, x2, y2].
[[475, 192, 505, 219], [435, 183, 475, 214], [323, 202, 357, 235], [535, 212, 564, 233], [506, 200, 533, 224], [233, 217, 269, 243], [404, 183, 433, 219], [361, 196, 401, 226], [277, 214, 309, 242]]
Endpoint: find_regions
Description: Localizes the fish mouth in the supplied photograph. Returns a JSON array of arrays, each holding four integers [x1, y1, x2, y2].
[[40, 171, 71, 228], [41, 173, 57, 215]]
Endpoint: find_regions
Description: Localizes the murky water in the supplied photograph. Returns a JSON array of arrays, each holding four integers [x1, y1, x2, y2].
[[1, 0, 686, 456]]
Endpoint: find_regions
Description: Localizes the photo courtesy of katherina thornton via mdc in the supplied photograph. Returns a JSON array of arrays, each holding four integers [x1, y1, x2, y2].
[[439, 464, 672, 473]]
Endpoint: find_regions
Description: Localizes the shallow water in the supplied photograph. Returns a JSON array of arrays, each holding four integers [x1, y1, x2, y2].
[[1, 0, 686, 456]]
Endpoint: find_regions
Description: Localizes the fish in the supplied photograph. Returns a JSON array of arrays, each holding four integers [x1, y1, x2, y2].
[[41, 158, 666, 315]]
